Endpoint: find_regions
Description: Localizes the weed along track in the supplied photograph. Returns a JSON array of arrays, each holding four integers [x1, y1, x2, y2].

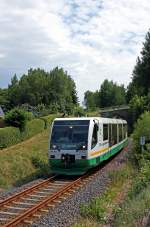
[[0, 165, 109, 227]]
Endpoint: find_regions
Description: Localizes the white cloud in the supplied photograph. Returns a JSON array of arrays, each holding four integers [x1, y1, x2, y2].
[[0, 0, 150, 101]]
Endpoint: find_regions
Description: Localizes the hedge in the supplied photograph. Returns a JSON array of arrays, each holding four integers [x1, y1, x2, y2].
[[21, 119, 45, 140], [0, 114, 57, 149], [40, 114, 57, 129], [0, 127, 21, 149]]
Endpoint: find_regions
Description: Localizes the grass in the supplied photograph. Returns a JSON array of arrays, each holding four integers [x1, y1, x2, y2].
[[74, 162, 135, 227], [0, 128, 50, 188], [112, 184, 150, 227], [74, 159, 150, 227], [86, 111, 100, 117], [112, 161, 150, 227]]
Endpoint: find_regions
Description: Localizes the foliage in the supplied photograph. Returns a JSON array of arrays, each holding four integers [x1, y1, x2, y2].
[[21, 119, 45, 140], [0, 88, 9, 111], [77, 164, 133, 226], [132, 111, 150, 163], [112, 184, 150, 227], [0, 114, 56, 149], [84, 80, 126, 110], [112, 112, 150, 227], [129, 95, 146, 123], [128, 161, 150, 198], [31, 154, 50, 176], [127, 31, 150, 101], [84, 90, 98, 111], [5, 108, 31, 131], [100, 80, 126, 108], [0, 127, 21, 148], [112, 161, 150, 227], [74, 106, 85, 117], [0, 129, 50, 188], [42, 114, 57, 124], [6, 67, 78, 113]]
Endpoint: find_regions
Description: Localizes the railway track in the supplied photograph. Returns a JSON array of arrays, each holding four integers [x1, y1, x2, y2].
[[0, 167, 102, 227], [0, 146, 129, 227]]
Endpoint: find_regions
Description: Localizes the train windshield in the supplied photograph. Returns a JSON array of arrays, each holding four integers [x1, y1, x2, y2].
[[50, 120, 89, 150]]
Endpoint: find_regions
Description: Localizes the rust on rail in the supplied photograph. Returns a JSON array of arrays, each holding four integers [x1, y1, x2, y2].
[[3, 172, 90, 227], [0, 175, 57, 208]]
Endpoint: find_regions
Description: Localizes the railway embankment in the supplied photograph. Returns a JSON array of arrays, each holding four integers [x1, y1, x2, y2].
[[0, 140, 130, 227], [29, 143, 129, 227], [75, 112, 150, 227], [0, 129, 50, 189]]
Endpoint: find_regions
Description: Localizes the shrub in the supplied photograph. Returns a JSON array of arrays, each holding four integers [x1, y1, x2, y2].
[[132, 111, 150, 164], [74, 106, 85, 117], [21, 119, 45, 140], [40, 117, 48, 129], [42, 114, 57, 125], [24, 111, 34, 121], [5, 108, 30, 131], [128, 160, 150, 198], [31, 155, 50, 176], [0, 114, 56, 149], [0, 127, 21, 148]]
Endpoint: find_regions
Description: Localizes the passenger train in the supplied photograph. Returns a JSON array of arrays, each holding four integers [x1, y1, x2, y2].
[[49, 117, 128, 175]]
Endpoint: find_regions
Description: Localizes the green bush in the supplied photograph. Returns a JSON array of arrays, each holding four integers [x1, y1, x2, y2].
[[42, 114, 57, 125], [74, 106, 85, 117], [21, 119, 45, 140], [31, 155, 50, 176], [24, 111, 34, 120], [0, 127, 21, 148], [40, 117, 48, 129], [128, 160, 150, 198], [5, 108, 32, 131], [0, 114, 56, 149], [113, 185, 150, 227], [132, 111, 150, 164]]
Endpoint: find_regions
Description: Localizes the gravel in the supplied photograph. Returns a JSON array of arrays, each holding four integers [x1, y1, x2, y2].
[[31, 147, 129, 227], [0, 178, 46, 202], [0, 144, 129, 227]]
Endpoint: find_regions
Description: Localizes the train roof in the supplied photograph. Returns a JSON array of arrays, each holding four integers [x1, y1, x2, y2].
[[54, 117, 127, 124]]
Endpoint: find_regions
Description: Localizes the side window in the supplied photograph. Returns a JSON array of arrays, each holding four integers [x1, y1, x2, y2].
[[119, 124, 122, 142], [91, 124, 98, 149], [112, 124, 117, 145], [124, 124, 127, 138], [103, 124, 108, 141]]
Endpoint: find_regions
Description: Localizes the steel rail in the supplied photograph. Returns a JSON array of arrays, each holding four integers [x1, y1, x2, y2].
[[0, 175, 57, 208], [1, 146, 128, 227], [3, 172, 91, 227]]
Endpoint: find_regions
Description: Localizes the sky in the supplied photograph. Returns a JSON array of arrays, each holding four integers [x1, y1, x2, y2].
[[0, 0, 150, 102]]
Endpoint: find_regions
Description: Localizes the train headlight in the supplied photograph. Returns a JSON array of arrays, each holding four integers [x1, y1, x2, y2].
[[52, 144, 57, 149], [76, 144, 87, 151]]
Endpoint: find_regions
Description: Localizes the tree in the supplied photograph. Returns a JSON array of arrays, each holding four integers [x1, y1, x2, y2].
[[84, 91, 97, 110], [127, 30, 150, 100], [84, 80, 126, 110], [7, 67, 78, 113], [5, 108, 32, 131], [100, 80, 126, 107], [129, 95, 146, 123], [0, 88, 9, 110]]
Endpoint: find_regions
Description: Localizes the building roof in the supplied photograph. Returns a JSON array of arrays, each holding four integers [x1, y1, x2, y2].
[[0, 106, 4, 117]]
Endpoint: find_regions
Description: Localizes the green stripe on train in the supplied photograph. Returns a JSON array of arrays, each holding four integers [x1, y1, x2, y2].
[[49, 138, 128, 175]]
